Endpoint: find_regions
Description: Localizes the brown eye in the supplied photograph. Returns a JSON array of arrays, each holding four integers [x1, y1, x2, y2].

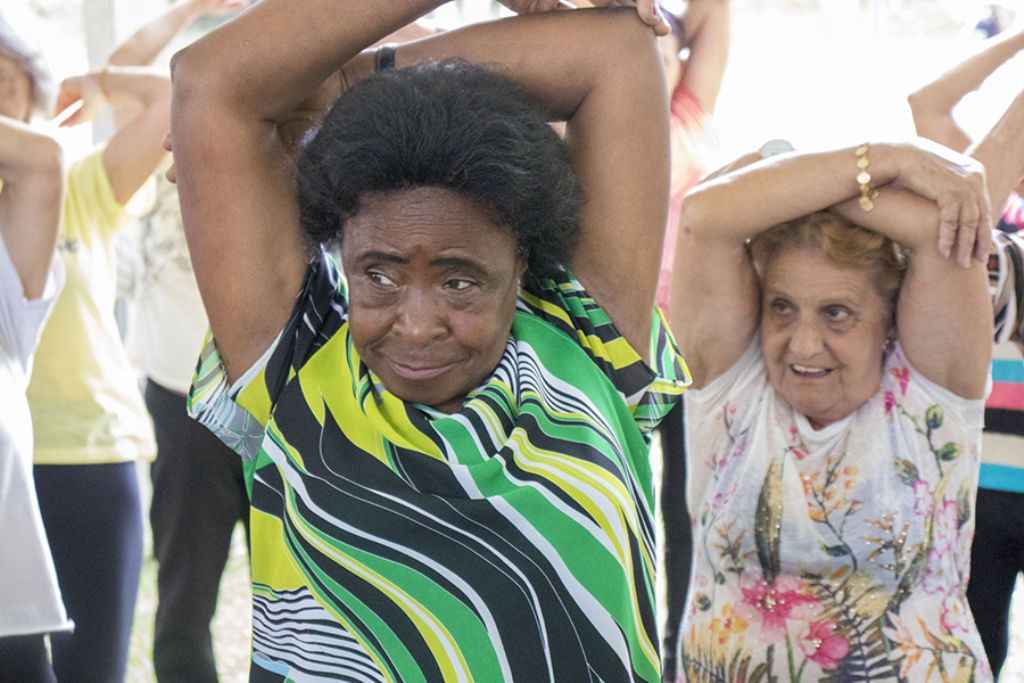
[[825, 305, 851, 322], [367, 271, 395, 287], [445, 278, 474, 291]]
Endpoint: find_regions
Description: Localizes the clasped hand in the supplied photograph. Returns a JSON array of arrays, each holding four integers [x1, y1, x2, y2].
[[497, 0, 671, 36], [896, 138, 993, 267]]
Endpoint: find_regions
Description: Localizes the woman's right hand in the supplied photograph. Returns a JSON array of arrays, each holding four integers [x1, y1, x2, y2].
[[53, 74, 106, 127], [497, 0, 671, 35], [886, 138, 993, 266]]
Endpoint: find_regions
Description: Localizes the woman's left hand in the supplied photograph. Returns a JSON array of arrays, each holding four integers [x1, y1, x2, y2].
[[891, 139, 993, 266], [53, 74, 106, 127], [497, 0, 671, 36]]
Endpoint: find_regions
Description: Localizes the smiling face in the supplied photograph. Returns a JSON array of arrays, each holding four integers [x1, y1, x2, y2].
[[0, 54, 32, 122], [342, 186, 526, 413], [761, 246, 892, 428]]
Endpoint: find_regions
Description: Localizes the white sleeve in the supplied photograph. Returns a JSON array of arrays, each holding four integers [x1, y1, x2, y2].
[[0, 233, 64, 370]]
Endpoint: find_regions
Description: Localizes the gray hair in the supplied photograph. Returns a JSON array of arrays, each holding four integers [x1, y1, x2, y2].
[[0, 12, 54, 115]]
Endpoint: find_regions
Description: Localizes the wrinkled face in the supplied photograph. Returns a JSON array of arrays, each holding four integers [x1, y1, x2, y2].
[[0, 54, 32, 122], [343, 186, 525, 413], [761, 247, 891, 428]]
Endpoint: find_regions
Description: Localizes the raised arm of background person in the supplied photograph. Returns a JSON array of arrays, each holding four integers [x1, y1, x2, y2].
[[54, 67, 170, 206], [0, 116, 63, 299], [671, 138, 992, 392], [908, 27, 1024, 152], [677, 0, 729, 113], [107, 0, 243, 68], [170, 0, 669, 382]]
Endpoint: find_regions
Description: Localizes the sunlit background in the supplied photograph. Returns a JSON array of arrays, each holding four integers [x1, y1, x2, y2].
[[12, 0, 1024, 680]]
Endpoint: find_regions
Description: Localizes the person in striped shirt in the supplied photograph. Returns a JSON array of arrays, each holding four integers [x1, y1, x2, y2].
[[170, 1, 691, 680]]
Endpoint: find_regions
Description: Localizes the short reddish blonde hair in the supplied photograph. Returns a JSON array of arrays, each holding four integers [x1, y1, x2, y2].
[[748, 210, 907, 315]]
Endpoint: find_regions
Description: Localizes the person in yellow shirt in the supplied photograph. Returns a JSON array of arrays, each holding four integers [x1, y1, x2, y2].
[[0, 11, 171, 681]]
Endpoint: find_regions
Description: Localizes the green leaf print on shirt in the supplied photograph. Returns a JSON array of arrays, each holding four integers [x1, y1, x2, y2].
[[755, 458, 783, 583]]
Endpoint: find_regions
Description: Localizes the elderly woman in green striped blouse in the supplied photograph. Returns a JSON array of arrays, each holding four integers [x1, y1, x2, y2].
[[170, 1, 687, 681]]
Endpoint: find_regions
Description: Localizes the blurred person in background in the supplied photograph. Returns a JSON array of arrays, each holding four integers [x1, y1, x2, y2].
[[105, 2, 252, 681], [0, 26, 67, 680], [1, 12, 173, 681], [652, 1, 729, 679], [909, 24, 1024, 678]]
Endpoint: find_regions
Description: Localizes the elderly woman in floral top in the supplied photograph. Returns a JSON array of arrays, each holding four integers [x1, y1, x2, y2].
[[668, 87, 1024, 680]]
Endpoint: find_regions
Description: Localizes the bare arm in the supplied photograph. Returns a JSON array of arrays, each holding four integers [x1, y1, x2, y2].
[[908, 27, 1024, 152], [107, 0, 244, 68], [171, 0, 450, 382], [677, 0, 729, 113], [672, 138, 994, 392], [834, 92, 1024, 397], [55, 67, 171, 205], [171, 0, 669, 380], [0, 117, 64, 299]]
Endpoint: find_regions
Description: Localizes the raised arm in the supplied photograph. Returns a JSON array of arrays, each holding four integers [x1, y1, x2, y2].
[[0, 116, 64, 298], [171, 0, 670, 380], [833, 92, 1024, 397], [672, 136, 996, 391], [55, 67, 170, 205], [107, 0, 243, 68], [170, 0, 453, 382], [908, 27, 1024, 152], [676, 0, 730, 113]]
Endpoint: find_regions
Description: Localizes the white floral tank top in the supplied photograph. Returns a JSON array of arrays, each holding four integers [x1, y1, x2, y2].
[[678, 339, 990, 682]]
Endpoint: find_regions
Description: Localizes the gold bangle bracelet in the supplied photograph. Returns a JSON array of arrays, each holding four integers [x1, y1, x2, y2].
[[855, 143, 880, 211]]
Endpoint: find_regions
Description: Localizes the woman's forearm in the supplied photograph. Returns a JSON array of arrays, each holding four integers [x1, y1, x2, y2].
[[909, 28, 1024, 122], [680, 144, 888, 245], [108, 0, 207, 67], [908, 28, 1024, 151], [171, 0, 443, 124]]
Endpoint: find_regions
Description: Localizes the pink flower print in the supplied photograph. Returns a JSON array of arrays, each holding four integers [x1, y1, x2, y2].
[[891, 366, 910, 396], [923, 501, 961, 594], [798, 620, 850, 670], [734, 572, 821, 646], [912, 480, 934, 517], [722, 432, 749, 469], [932, 499, 960, 556], [884, 390, 896, 415], [711, 483, 737, 515], [939, 591, 972, 636]]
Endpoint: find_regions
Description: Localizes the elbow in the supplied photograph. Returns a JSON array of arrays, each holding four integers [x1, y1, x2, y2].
[[28, 134, 65, 206], [906, 88, 926, 117], [34, 133, 65, 176], [597, 8, 661, 71], [677, 185, 714, 240], [28, 133, 65, 190]]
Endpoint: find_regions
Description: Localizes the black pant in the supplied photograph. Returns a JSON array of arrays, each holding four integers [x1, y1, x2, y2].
[[658, 400, 691, 683], [145, 380, 250, 683], [0, 634, 56, 683], [34, 462, 143, 683], [966, 486, 1024, 678]]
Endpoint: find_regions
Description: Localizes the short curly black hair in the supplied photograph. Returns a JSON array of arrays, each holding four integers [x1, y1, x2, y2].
[[297, 59, 581, 284]]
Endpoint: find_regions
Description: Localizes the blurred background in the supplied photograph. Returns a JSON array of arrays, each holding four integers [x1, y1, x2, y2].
[[13, 0, 1024, 679]]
